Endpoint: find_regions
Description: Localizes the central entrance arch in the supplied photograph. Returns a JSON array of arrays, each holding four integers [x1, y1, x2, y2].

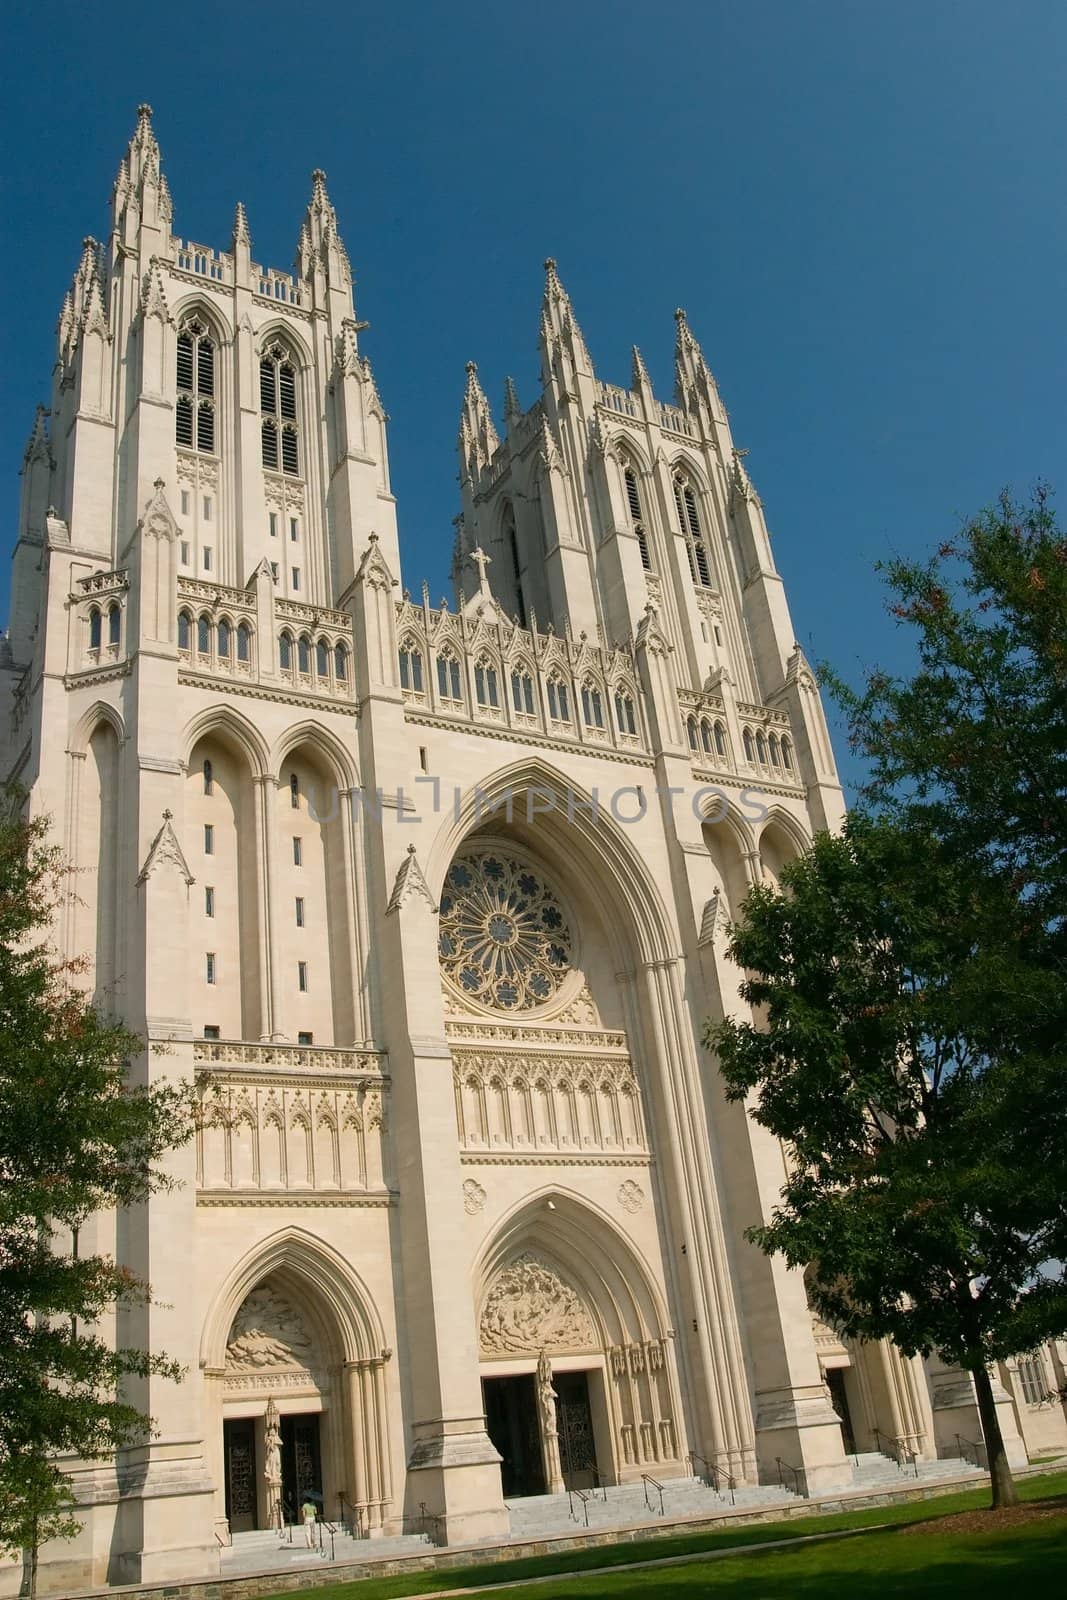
[[475, 1191, 683, 1493]]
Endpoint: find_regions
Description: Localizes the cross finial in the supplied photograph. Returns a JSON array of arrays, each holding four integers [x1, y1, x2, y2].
[[470, 546, 492, 590]]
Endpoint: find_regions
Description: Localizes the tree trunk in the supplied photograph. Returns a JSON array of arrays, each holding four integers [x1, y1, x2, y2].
[[972, 1362, 1018, 1508]]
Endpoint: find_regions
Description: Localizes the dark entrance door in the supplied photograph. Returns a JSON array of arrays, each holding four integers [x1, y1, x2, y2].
[[825, 1368, 856, 1455], [280, 1413, 322, 1523], [482, 1375, 546, 1498], [223, 1418, 258, 1532], [555, 1371, 597, 1489]]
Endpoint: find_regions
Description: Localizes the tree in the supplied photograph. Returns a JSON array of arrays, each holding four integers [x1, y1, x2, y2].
[[0, 798, 193, 1596], [826, 485, 1067, 942], [706, 490, 1067, 1510], [707, 815, 1067, 1508]]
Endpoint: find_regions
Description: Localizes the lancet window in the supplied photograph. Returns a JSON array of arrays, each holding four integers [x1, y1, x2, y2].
[[624, 466, 652, 570], [176, 318, 216, 454], [260, 341, 300, 475], [673, 471, 712, 588]]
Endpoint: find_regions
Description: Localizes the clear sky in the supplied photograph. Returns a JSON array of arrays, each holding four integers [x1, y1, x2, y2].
[[2, 1, 1064, 789]]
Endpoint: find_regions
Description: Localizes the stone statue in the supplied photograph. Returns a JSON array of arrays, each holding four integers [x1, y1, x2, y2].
[[263, 1398, 283, 1528], [536, 1348, 564, 1493]]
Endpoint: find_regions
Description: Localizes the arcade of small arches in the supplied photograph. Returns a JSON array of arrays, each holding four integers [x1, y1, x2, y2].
[[175, 609, 352, 692], [398, 637, 639, 740], [685, 710, 794, 774]]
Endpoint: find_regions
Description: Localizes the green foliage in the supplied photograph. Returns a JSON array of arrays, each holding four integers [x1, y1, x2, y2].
[[824, 486, 1067, 934], [707, 815, 1067, 1365], [704, 491, 1067, 1505], [0, 797, 193, 1562]]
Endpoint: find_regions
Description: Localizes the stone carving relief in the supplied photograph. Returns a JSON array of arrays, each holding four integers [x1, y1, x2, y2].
[[462, 1178, 487, 1215], [617, 1179, 644, 1213], [226, 1283, 314, 1371], [480, 1252, 596, 1356]]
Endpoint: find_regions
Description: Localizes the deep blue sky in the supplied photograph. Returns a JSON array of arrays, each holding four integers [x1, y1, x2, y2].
[[2, 1, 1064, 788]]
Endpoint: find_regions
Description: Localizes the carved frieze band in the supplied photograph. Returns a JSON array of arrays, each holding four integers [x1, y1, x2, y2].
[[453, 1047, 646, 1155]]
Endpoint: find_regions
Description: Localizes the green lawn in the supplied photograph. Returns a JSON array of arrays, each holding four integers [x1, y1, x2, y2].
[[260, 1472, 1067, 1600]]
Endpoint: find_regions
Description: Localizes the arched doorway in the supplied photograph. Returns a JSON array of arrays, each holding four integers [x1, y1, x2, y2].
[[202, 1231, 393, 1539], [476, 1193, 682, 1496]]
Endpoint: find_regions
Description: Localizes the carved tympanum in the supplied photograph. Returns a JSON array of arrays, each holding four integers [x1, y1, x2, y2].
[[480, 1252, 595, 1356], [226, 1282, 314, 1370]]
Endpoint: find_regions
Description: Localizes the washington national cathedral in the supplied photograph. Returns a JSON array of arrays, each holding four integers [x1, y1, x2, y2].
[[4, 106, 1065, 1594]]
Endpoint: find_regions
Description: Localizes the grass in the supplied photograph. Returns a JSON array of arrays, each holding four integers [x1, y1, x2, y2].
[[258, 1470, 1067, 1600]]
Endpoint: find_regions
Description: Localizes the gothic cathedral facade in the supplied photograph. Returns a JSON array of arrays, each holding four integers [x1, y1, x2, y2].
[[1, 108, 1050, 1592]]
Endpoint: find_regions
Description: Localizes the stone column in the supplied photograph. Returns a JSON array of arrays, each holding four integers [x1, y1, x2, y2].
[[374, 842, 507, 1544], [925, 1357, 1028, 1468]]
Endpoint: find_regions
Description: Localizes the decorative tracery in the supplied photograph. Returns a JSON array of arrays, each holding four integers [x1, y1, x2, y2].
[[439, 847, 574, 1012]]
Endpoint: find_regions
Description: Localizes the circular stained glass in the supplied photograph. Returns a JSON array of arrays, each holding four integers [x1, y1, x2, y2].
[[439, 846, 575, 1012]]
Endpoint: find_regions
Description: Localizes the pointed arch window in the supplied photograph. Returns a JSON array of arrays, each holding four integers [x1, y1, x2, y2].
[[623, 466, 652, 571], [203, 759, 213, 796], [260, 341, 300, 475], [334, 642, 348, 681], [178, 611, 192, 651], [546, 676, 570, 723], [511, 668, 535, 715], [614, 690, 637, 736], [437, 652, 462, 702], [197, 614, 211, 654], [687, 716, 698, 752], [88, 607, 102, 650], [674, 472, 712, 587], [781, 735, 794, 770], [700, 718, 713, 755], [315, 638, 329, 678], [581, 682, 605, 729], [297, 634, 311, 674], [502, 502, 527, 627], [279, 631, 293, 671], [743, 727, 755, 763], [756, 731, 768, 765], [769, 733, 781, 767], [714, 721, 727, 758], [217, 619, 230, 658], [474, 657, 499, 709], [176, 318, 216, 454], [107, 604, 121, 646], [399, 642, 424, 693], [236, 622, 251, 663]]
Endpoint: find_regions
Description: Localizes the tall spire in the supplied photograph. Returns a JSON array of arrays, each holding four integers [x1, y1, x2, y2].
[[540, 257, 592, 375], [301, 168, 351, 287], [458, 361, 499, 479], [673, 307, 723, 423], [23, 406, 52, 468], [112, 103, 171, 236], [631, 344, 651, 391], [231, 201, 251, 260], [503, 374, 522, 425]]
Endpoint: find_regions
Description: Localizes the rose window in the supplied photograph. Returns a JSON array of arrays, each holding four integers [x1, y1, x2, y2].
[[438, 848, 574, 1011]]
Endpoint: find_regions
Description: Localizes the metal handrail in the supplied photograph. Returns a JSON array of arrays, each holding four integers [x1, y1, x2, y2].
[[317, 1520, 336, 1561], [687, 1450, 736, 1505], [588, 1466, 609, 1501], [955, 1432, 986, 1468], [567, 1485, 591, 1526], [775, 1456, 804, 1495], [641, 1473, 665, 1516], [873, 1427, 919, 1477], [337, 1492, 365, 1539]]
